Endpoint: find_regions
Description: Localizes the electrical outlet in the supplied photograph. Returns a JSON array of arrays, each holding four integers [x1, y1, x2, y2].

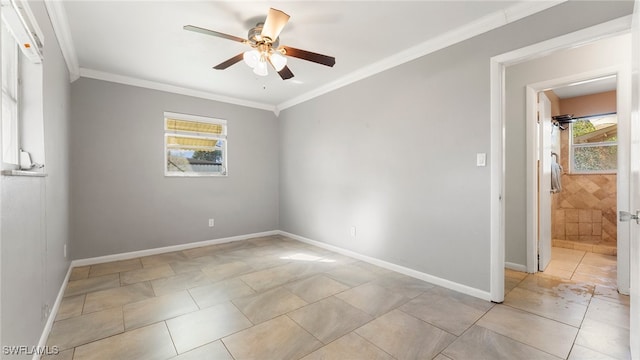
[[350, 226, 357, 237], [208, 218, 215, 227]]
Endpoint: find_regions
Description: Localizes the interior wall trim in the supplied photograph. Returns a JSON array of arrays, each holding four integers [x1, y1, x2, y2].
[[280, 231, 492, 301], [505, 262, 527, 272], [34, 265, 72, 360], [70, 230, 279, 267], [43, 0, 80, 81]]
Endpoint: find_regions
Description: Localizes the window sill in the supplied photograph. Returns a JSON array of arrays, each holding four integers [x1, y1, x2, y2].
[[2, 169, 47, 177]]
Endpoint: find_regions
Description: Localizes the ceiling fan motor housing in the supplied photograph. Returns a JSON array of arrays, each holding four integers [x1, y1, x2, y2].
[[247, 22, 279, 48]]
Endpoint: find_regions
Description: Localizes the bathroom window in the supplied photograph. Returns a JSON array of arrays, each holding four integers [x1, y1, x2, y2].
[[570, 114, 617, 173], [164, 112, 227, 176]]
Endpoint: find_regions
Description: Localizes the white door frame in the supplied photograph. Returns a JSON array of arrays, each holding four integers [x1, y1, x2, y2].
[[524, 68, 631, 294], [490, 16, 632, 303]]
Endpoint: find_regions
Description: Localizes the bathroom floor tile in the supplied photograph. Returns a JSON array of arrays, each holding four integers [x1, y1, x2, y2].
[[222, 316, 322, 360], [289, 296, 373, 344], [400, 286, 493, 335], [166, 302, 252, 354], [300, 332, 393, 360], [73, 322, 176, 360], [476, 305, 578, 359], [356, 309, 456, 360], [123, 290, 199, 330], [442, 325, 561, 360]]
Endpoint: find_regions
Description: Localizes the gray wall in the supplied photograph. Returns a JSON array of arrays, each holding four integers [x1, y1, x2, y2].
[[505, 34, 631, 266], [1, 0, 71, 357], [70, 79, 279, 259], [278, 1, 633, 292]]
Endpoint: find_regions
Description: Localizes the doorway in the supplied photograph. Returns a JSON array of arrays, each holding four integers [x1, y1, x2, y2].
[[537, 78, 619, 289]]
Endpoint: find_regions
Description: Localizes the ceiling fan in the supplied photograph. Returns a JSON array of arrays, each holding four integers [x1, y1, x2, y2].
[[184, 8, 336, 80]]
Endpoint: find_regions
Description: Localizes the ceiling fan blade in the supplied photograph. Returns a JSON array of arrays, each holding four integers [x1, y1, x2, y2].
[[213, 53, 245, 70], [184, 25, 247, 44], [280, 46, 335, 67], [261, 8, 290, 41], [277, 65, 294, 80]]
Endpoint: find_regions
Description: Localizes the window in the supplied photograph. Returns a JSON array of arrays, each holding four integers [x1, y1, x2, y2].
[[1, 20, 19, 166], [164, 112, 227, 176], [570, 114, 617, 173]]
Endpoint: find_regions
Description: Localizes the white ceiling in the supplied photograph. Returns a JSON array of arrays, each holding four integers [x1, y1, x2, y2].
[[551, 75, 618, 99], [57, 1, 564, 112]]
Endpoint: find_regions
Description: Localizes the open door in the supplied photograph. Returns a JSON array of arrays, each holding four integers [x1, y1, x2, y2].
[[628, 0, 640, 357], [538, 92, 553, 271]]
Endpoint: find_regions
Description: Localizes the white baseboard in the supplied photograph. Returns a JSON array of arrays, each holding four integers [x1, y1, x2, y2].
[[505, 262, 528, 272], [71, 230, 279, 267], [279, 231, 492, 301], [33, 265, 72, 360]]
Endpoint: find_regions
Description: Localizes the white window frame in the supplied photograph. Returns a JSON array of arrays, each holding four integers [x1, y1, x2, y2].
[[164, 111, 228, 177], [569, 113, 618, 174]]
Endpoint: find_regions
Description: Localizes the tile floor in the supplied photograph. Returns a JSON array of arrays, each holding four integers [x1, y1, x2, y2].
[[43, 236, 630, 360]]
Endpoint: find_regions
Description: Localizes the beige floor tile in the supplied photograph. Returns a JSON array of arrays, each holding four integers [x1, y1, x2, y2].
[[289, 296, 373, 344], [517, 275, 594, 306], [55, 294, 85, 321], [580, 252, 616, 267], [124, 290, 199, 330], [141, 251, 188, 267], [336, 283, 410, 317], [171, 340, 233, 360], [47, 307, 124, 350], [222, 315, 322, 360], [433, 355, 453, 360], [168, 256, 219, 274], [201, 260, 254, 282], [442, 325, 561, 360], [575, 318, 630, 360], [239, 264, 302, 292], [182, 244, 223, 259], [150, 270, 211, 296], [476, 305, 578, 359], [372, 272, 435, 299], [285, 274, 350, 303], [503, 287, 588, 327], [73, 322, 176, 360], [89, 258, 142, 277], [189, 277, 255, 309], [541, 264, 575, 280], [356, 309, 456, 360], [568, 344, 619, 360], [593, 285, 630, 306], [83, 282, 154, 314], [64, 274, 121, 297], [69, 266, 90, 281], [325, 263, 378, 287], [300, 332, 393, 360], [166, 302, 252, 354], [233, 287, 307, 324], [400, 286, 493, 336], [120, 264, 175, 285], [505, 268, 527, 281], [583, 297, 630, 330], [41, 348, 74, 360]]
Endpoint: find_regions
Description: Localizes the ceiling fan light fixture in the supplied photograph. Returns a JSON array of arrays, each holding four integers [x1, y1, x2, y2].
[[253, 59, 268, 76], [243, 49, 260, 68], [269, 51, 287, 71]]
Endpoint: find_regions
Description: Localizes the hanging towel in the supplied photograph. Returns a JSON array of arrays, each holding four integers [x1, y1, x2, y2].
[[551, 162, 563, 193]]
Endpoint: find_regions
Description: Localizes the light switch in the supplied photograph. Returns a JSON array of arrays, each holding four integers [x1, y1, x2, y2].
[[476, 153, 486, 167]]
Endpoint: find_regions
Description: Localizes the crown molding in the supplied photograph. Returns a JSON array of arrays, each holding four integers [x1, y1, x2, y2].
[[275, 0, 566, 112], [44, 0, 80, 81], [79, 68, 277, 112]]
